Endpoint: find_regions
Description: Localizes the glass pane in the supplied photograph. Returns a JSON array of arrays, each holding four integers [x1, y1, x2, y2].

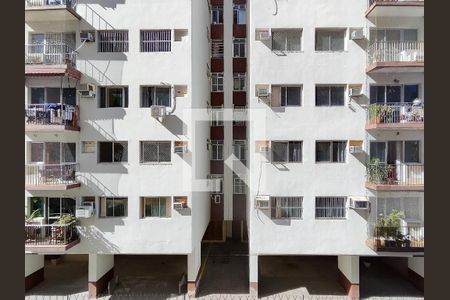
[[316, 142, 331, 162], [62, 143, 76, 163], [316, 87, 330, 106], [316, 31, 329, 51], [106, 198, 114, 216], [386, 86, 401, 103], [100, 87, 106, 108], [46, 88, 60, 103], [113, 198, 126, 217], [286, 31, 301, 51], [158, 142, 171, 162], [48, 198, 61, 219], [272, 142, 288, 162], [330, 87, 345, 106], [286, 87, 301, 106], [370, 142, 386, 162], [45, 142, 61, 164], [113, 142, 128, 162], [272, 32, 285, 51], [289, 142, 302, 162], [142, 142, 158, 162], [155, 88, 171, 106], [331, 31, 345, 51], [99, 142, 113, 163], [404, 29, 418, 42], [29, 197, 45, 216], [332, 142, 346, 162], [61, 198, 76, 215], [107, 88, 124, 107], [159, 198, 167, 217], [31, 34, 45, 44], [31, 88, 45, 104], [62, 88, 76, 106], [145, 198, 159, 217], [376, 30, 386, 42], [370, 86, 386, 104], [30, 143, 44, 163], [404, 85, 419, 102], [386, 30, 401, 41], [405, 141, 420, 163]]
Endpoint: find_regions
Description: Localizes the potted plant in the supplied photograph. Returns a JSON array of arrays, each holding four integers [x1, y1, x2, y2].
[[368, 158, 389, 184], [375, 210, 405, 248], [369, 104, 382, 124], [25, 209, 43, 241], [51, 214, 77, 242]]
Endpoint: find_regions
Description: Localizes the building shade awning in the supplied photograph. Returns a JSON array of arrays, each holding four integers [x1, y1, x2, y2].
[[25, 66, 81, 80]]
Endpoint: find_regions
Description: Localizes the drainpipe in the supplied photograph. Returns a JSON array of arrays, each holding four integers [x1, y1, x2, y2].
[[166, 85, 177, 115]]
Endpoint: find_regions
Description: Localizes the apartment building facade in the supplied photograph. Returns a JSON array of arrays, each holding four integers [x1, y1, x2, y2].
[[24, 0, 424, 298]]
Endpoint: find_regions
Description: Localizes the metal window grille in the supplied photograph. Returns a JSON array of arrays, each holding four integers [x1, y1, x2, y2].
[[211, 73, 224, 92], [141, 30, 171, 52], [98, 30, 129, 53], [271, 197, 303, 219], [211, 40, 224, 58], [233, 73, 246, 91], [233, 38, 246, 58], [272, 30, 302, 52], [208, 174, 224, 194], [141, 141, 171, 163], [315, 197, 347, 219], [233, 176, 246, 194], [211, 140, 224, 160]]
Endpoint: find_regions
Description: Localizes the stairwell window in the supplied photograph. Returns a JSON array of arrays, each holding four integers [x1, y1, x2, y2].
[[211, 40, 224, 58], [281, 86, 302, 106], [315, 29, 346, 51], [97, 30, 129, 52], [141, 30, 171, 52], [210, 107, 224, 126], [211, 6, 224, 24], [272, 30, 302, 52], [141, 86, 171, 107], [315, 197, 347, 219], [233, 38, 246, 58], [99, 87, 128, 108], [142, 197, 171, 218], [100, 197, 128, 217], [316, 86, 345, 106], [140, 141, 171, 163], [233, 73, 246, 91], [98, 142, 128, 163], [316, 141, 346, 163], [211, 140, 224, 160], [271, 197, 303, 219], [271, 141, 302, 163], [211, 73, 224, 92]]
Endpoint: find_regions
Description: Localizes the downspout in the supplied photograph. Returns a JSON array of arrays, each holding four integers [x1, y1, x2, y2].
[[166, 85, 177, 115]]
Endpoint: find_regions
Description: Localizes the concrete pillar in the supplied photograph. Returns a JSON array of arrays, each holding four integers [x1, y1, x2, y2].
[[408, 257, 424, 291], [88, 254, 114, 299], [25, 254, 44, 291], [338, 256, 359, 299], [249, 254, 258, 297], [187, 245, 202, 297]]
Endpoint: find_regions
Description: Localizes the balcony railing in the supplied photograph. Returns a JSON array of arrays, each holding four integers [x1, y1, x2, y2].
[[25, 43, 77, 67], [368, 224, 424, 251], [25, 104, 79, 128], [25, 163, 79, 186], [25, 0, 77, 9], [368, 41, 424, 65], [367, 102, 424, 126], [369, 0, 424, 4], [25, 221, 78, 246], [367, 163, 424, 186]]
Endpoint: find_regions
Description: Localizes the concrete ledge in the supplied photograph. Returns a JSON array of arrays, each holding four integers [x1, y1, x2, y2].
[[338, 269, 360, 299], [408, 268, 424, 292], [25, 267, 44, 292], [88, 267, 114, 299], [365, 182, 424, 192], [25, 183, 81, 191]]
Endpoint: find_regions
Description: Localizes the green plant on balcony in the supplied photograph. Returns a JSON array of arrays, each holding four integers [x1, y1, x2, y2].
[[25, 209, 43, 241], [51, 214, 77, 242], [25, 208, 43, 224], [368, 158, 389, 184], [369, 104, 394, 124], [375, 210, 406, 248]]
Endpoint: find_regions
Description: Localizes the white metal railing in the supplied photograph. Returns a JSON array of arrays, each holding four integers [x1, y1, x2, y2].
[[25, 0, 77, 9], [367, 102, 424, 125], [369, 0, 424, 6], [25, 163, 79, 185], [367, 41, 424, 65], [210, 108, 224, 126], [367, 163, 424, 185], [25, 221, 78, 246], [25, 104, 79, 127], [25, 43, 77, 67]]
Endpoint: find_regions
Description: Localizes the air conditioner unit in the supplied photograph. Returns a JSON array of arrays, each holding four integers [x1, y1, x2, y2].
[[173, 202, 185, 210], [349, 196, 369, 210], [78, 83, 96, 98], [80, 31, 95, 43], [349, 88, 362, 98], [259, 145, 270, 152], [349, 145, 363, 154], [255, 195, 270, 209], [75, 202, 95, 218], [350, 28, 365, 40], [258, 30, 271, 41], [174, 144, 188, 154], [212, 194, 221, 204], [151, 105, 167, 119], [257, 87, 269, 97]]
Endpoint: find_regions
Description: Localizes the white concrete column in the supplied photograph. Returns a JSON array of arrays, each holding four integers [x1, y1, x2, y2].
[[88, 254, 114, 299], [408, 257, 424, 291], [249, 254, 258, 297], [25, 254, 44, 291], [187, 245, 202, 297], [338, 256, 360, 299]]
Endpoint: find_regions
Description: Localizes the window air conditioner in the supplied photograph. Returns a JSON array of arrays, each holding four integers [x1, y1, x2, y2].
[[255, 195, 270, 209], [151, 105, 167, 118], [208, 178, 222, 193], [259, 145, 270, 152], [80, 31, 95, 43], [75, 202, 95, 218], [349, 87, 362, 98], [78, 83, 96, 98], [349, 145, 363, 154], [350, 28, 365, 40], [173, 202, 185, 210], [174, 144, 188, 154], [257, 87, 269, 97], [349, 196, 369, 210], [258, 30, 271, 41], [212, 194, 221, 204]]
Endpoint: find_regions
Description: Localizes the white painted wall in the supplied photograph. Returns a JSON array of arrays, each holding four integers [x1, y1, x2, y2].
[[338, 255, 360, 284], [88, 253, 114, 282], [25, 254, 44, 277], [408, 257, 424, 277]]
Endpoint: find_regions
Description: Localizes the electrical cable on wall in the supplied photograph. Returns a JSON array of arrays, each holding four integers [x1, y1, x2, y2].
[[273, 0, 278, 16]]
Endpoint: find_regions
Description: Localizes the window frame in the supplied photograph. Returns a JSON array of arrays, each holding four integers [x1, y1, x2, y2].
[[98, 141, 128, 163], [315, 29, 346, 52], [315, 141, 347, 163], [210, 140, 224, 161], [233, 4, 246, 25], [271, 141, 303, 163], [369, 84, 420, 104], [369, 140, 421, 164], [142, 197, 171, 218], [29, 142, 77, 164], [233, 73, 246, 91], [140, 30, 172, 53], [280, 86, 302, 107], [271, 29, 302, 52], [97, 30, 129, 53], [141, 86, 172, 107], [233, 38, 246, 58], [211, 72, 224, 92], [233, 175, 246, 194], [99, 86, 129, 108], [315, 85, 346, 107], [30, 87, 77, 106], [211, 39, 224, 58], [315, 197, 347, 219], [100, 197, 128, 218], [271, 197, 303, 219], [140, 141, 172, 164]]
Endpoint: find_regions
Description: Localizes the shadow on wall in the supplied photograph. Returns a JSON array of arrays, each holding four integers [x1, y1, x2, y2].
[[162, 115, 188, 137], [77, 60, 120, 86], [80, 1, 126, 10], [76, 173, 127, 196], [77, 224, 121, 252]]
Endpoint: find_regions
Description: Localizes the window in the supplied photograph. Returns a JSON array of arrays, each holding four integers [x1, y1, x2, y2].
[[315, 197, 347, 219], [405, 141, 420, 163], [211, 140, 224, 160], [233, 5, 246, 24], [271, 197, 303, 219], [272, 141, 302, 163], [281, 86, 302, 106], [142, 197, 170, 218], [30, 87, 76, 105], [315, 30, 345, 51], [233, 38, 246, 58], [370, 142, 386, 162], [48, 197, 76, 221], [140, 141, 171, 163], [233, 140, 246, 162], [100, 197, 127, 217], [369, 29, 418, 44], [211, 73, 224, 92], [29, 142, 76, 164], [316, 141, 346, 163], [370, 85, 419, 104], [272, 30, 302, 52], [211, 40, 224, 58], [98, 142, 128, 163], [29, 197, 45, 216], [233, 175, 246, 194], [141, 86, 171, 107], [99, 87, 128, 108], [210, 107, 224, 126], [233, 73, 246, 91], [82, 141, 96, 153], [211, 6, 224, 24], [209, 175, 224, 193], [316, 86, 345, 106], [141, 30, 171, 52], [98, 30, 129, 52]]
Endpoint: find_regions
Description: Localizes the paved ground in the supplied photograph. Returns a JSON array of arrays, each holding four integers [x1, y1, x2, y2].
[[259, 256, 348, 299]]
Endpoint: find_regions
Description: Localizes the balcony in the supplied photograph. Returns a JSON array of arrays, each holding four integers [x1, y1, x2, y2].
[[25, 43, 81, 80], [367, 41, 424, 73], [366, 163, 424, 191], [365, 1, 424, 18], [25, 163, 80, 190], [25, 0, 81, 22], [366, 102, 424, 130], [367, 224, 424, 253], [25, 221, 80, 253], [25, 104, 80, 132]]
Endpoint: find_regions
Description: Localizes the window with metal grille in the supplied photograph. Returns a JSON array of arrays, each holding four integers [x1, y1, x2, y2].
[[211, 6, 224, 24], [211, 40, 224, 58], [316, 86, 345, 106], [142, 197, 170, 218], [98, 142, 128, 163], [100, 197, 128, 217], [315, 29, 345, 51], [315, 197, 347, 219], [208, 175, 224, 193], [211, 140, 224, 160], [233, 38, 246, 58], [316, 141, 347, 163], [140, 141, 171, 163], [281, 86, 302, 106], [271, 141, 302, 163], [272, 30, 302, 52], [211, 73, 224, 92], [141, 30, 171, 52], [233, 5, 246, 24], [141, 86, 171, 107], [97, 30, 129, 52], [99, 87, 128, 108], [210, 107, 223, 126], [29, 142, 76, 164], [233, 73, 246, 91], [233, 175, 246, 194], [271, 197, 303, 219]]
